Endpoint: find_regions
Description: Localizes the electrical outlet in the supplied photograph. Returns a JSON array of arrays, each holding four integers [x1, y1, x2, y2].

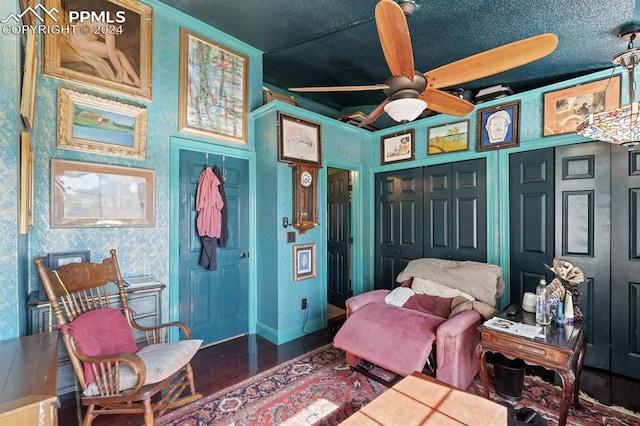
[[301, 298, 307, 310]]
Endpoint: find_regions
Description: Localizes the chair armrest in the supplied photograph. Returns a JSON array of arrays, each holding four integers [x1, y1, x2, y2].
[[129, 316, 192, 342], [436, 310, 481, 339], [345, 289, 390, 317], [75, 349, 147, 394]]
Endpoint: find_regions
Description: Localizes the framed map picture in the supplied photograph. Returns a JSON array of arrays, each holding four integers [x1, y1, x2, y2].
[[179, 28, 248, 144]]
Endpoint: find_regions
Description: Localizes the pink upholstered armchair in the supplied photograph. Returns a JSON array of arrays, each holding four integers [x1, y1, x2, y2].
[[333, 258, 504, 390]]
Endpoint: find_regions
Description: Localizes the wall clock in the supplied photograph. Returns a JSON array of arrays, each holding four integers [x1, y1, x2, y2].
[[291, 163, 320, 234]]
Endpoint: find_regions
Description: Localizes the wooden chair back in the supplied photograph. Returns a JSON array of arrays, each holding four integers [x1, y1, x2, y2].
[[33, 249, 130, 390]]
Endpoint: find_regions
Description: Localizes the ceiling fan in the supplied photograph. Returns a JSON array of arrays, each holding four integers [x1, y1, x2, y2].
[[289, 0, 558, 128]]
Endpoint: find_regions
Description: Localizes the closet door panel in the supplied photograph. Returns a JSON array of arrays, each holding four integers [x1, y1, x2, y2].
[[555, 142, 611, 370]]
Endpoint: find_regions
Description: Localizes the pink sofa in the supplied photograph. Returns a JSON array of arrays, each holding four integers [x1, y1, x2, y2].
[[333, 289, 482, 389]]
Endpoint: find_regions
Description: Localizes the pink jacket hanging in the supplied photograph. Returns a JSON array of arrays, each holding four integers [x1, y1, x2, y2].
[[196, 167, 224, 238]]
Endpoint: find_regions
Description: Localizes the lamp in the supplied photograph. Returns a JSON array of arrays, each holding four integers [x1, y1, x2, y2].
[[576, 25, 640, 148], [384, 98, 427, 123]]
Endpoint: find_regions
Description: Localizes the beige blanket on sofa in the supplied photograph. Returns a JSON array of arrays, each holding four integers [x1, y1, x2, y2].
[[395, 258, 505, 306]]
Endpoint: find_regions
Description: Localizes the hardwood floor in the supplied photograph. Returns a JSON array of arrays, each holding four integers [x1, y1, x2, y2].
[[58, 328, 640, 425]]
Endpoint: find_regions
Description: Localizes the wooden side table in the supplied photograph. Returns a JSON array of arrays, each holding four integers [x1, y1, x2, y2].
[[0, 333, 59, 425], [476, 308, 587, 426]]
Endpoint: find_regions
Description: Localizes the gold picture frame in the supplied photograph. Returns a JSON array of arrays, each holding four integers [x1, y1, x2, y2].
[[19, 132, 34, 234], [179, 28, 248, 144], [43, 0, 153, 100], [543, 76, 621, 136], [57, 87, 148, 159], [293, 243, 316, 281], [20, 31, 37, 130], [51, 159, 155, 228], [427, 120, 470, 155]]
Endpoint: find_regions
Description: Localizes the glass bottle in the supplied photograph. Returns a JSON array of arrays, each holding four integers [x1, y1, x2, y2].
[[536, 279, 551, 325]]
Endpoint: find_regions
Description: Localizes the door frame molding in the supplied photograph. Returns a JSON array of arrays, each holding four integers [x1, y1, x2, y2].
[[169, 136, 257, 341], [322, 159, 363, 300]]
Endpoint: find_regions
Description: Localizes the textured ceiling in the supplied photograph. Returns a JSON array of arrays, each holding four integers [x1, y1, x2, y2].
[[157, 0, 637, 125]]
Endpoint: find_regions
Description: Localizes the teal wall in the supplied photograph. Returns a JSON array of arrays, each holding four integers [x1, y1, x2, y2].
[[0, 0, 626, 344]]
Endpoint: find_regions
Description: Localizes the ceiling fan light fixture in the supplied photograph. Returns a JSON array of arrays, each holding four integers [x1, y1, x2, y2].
[[384, 98, 427, 123], [576, 24, 640, 149]]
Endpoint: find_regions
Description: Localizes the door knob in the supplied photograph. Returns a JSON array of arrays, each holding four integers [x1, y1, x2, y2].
[[239, 252, 249, 259]]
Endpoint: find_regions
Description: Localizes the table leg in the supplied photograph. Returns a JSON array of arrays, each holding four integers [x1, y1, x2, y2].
[[476, 344, 490, 399], [558, 371, 576, 426], [573, 334, 587, 410]]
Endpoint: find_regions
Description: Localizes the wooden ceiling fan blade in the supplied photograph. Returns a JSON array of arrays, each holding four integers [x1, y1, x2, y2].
[[358, 98, 392, 128], [425, 33, 559, 89], [418, 89, 474, 117], [375, 0, 415, 80], [288, 84, 389, 93]]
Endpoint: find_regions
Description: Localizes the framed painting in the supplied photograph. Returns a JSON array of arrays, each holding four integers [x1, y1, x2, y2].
[[51, 159, 155, 227], [293, 243, 316, 281], [543, 76, 620, 136], [476, 100, 520, 152], [57, 87, 148, 159], [278, 112, 322, 165], [179, 28, 248, 144], [20, 30, 37, 130], [19, 132, 34, 234], [381, 129, 414, 164], [42, 0, 153, 100], [427, 120, 470, 155]]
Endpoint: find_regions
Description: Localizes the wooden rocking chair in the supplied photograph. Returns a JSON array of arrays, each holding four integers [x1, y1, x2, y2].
[[34, 249, 202, 426]]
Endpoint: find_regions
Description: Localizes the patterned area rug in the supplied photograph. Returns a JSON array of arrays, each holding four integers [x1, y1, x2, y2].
[[157, 345, 640, 425]]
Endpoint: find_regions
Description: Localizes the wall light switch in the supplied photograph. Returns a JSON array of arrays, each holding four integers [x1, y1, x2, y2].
[[287, 232, 296, 243]]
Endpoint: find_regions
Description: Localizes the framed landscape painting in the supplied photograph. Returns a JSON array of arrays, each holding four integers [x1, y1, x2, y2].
[[179, 28, 248, 144], [51, 159, 155, 228], [427, 120, 470, 155], [57, 87, 147, 159], [42, 0, 153, 100]]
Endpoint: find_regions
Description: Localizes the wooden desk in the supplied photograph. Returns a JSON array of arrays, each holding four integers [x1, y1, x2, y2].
[[0, 332, 59, 425], [477, 308, 586, 426], [341, 372, 507, 425]]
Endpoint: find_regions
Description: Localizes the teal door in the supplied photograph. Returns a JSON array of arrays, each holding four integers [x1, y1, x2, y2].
[[178, 149, 249, 345]]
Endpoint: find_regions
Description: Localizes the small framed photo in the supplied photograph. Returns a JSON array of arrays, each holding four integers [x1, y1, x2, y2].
[[476, 100, 520, 152], [57, 87, 148, 159], [278, 112, 322, 165], [179, 28, 248, 144], [51, 159, 155, 228], [427, 120, 470, 155], [543, 76, 620, 136], [381, 129, 414, 164], [38, 250, 91, 300], [293, 243, 316, 281]]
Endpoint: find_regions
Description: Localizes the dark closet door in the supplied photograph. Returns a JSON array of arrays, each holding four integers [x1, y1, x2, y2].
[[509, 148, 555, 303], [327, 168, 351, 308], [424, 158, 487, 261], [555, 142, 611, 370], [374, 167, 424, 289], [611, 148, 640, 379]]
